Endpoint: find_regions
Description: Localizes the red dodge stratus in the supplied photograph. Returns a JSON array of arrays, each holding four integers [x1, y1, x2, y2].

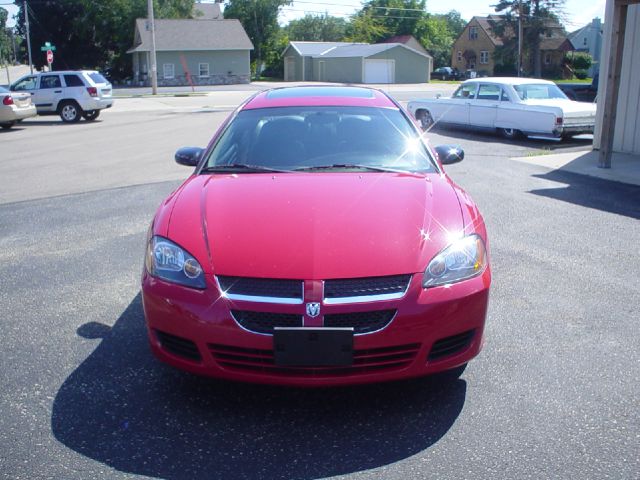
[[141, 86, 491, 387]]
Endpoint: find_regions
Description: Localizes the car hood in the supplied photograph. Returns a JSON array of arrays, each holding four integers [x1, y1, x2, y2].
[[166, 173, 464, 280], [522, 98, 597, 115]]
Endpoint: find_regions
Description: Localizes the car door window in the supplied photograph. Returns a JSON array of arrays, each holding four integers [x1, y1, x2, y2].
[[500, 89, 511, 102], [63, 74, 85, 87], [453, 84, 477, 99], [40, 75, 62, 89], [477, 84, 500, 101], [13, 76, 37, 91]]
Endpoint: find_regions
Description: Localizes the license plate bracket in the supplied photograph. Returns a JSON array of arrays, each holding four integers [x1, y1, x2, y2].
[[274, 328, 354, 367]]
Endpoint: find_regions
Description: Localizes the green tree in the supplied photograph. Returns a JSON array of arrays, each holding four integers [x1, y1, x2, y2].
[[492, 0, 566, 77], [14, 0, 194, 79], [286, 14, 347, 42], [345, 9, 388, 43], [223, 0, 291, 75], [413, 10, 465, 68], [0, 9, 11, 64], [347, 0, 426, 43]]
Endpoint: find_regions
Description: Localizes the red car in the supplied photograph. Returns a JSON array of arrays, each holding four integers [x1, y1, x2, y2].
[[142, 86, 491, 387]]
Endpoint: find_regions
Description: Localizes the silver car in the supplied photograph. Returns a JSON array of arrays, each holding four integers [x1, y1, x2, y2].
[[10, 70, 114, 123], [0, 86, 37, 129]]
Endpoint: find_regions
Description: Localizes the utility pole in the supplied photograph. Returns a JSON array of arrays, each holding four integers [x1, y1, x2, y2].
[[147, 0, 158, 95], [24, 0, 33, 74], [517, 0, 523, 77]]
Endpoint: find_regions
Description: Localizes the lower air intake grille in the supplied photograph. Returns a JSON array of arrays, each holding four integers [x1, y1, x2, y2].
[[208, 343, 420, 376], [428, 330, 475, 361], [231, 310, 303, 334], [156, 330, 201, 361], [324, 310, 396, 334]]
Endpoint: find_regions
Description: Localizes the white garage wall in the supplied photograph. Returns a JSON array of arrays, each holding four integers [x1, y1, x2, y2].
[[594, 2, 640, 154]]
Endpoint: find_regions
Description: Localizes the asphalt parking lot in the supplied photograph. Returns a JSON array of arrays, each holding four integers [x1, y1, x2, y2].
[[1, 91, 639, 479]]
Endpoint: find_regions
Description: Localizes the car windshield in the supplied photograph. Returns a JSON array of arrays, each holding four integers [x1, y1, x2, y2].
[[512, 83, 568, 100], [202, 106, 436, 173]]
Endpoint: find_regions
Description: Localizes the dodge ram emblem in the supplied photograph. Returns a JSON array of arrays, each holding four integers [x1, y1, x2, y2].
[[306, 302, 320, 318]]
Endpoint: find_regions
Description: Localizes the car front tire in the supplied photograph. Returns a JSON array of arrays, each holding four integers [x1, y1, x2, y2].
[[82, 110, 100, 121], [58, 101, 82, 123], [0, 122, 15, 130]]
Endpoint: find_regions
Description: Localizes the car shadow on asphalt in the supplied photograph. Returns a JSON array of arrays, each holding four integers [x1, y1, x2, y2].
[[51, 293, 467, 480], [530, 169, 640, 219]]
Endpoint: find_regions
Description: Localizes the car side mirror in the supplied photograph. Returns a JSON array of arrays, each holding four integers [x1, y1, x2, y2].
[[175, 147, 204, 167], [435, 145, 464, 165]]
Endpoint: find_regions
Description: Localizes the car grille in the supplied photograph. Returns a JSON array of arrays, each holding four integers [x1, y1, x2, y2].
[[208, 342, 420, 376], [231, 309, 396, 335], [324, 274, 412, 303], [217, 276, 303, 303], [155, 330, 201, 362], [231, 310, 303, 335], [428, 330, 475, 361], [324, 310, 396, 334]]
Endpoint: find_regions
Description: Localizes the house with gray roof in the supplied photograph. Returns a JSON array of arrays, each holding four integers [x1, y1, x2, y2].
[[568, 18, 603, 77], [127, 18, 253, 86], [282, 41, 432, 84]]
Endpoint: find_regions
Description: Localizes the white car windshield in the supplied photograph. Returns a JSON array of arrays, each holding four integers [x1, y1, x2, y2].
[[512, 83, 568, 101]]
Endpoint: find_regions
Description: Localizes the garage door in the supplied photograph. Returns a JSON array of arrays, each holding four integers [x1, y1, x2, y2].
[[363, 59, 395, 83]]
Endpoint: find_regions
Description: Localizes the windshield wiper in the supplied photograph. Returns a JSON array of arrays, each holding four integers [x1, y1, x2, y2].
[[200, 164, 291, 173], [294, 164, 413, 174]]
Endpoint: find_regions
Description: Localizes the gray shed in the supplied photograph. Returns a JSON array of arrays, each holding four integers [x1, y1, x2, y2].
[[283, 41, 432, 84], [127, 19, 253, 86]]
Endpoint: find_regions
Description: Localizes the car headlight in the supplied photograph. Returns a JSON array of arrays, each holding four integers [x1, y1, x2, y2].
[[145, 236, 206, 289], [422, 234, 487, 288]]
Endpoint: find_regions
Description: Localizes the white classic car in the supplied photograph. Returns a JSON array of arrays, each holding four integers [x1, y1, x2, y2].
[[407, 77, 597, 140]]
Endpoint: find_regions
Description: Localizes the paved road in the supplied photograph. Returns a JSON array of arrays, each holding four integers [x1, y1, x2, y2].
[[1, 98, 638, 479]]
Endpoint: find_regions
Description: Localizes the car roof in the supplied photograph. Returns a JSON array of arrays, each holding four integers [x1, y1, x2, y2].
[[243, 86, 397, 110], [32, 70, 100, 76], [463, 77, 555, 86]]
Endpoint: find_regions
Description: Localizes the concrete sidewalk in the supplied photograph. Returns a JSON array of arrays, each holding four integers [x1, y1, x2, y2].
[[512, 149, 640, 187]]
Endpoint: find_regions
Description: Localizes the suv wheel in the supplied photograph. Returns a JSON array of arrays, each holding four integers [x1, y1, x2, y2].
[[82, 110, 100, 121], [59, 101, 82, 123]]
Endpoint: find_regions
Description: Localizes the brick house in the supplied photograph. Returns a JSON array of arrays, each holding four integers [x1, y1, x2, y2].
[[452, 15, 573, 77]]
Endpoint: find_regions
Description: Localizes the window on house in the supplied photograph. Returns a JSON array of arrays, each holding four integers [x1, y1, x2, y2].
[[457, 51, 462, 63], [199, 63, 210, 77], [583, 37, 588, 46], [163, 63, 175, 79], [544, 53, 551, 65], [480, 51, 489, 64], [469, 26, 478, 40]]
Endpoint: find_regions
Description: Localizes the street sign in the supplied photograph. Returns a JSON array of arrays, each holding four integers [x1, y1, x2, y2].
[[46, 50, 53, 64], [40, 42, 56, 52]]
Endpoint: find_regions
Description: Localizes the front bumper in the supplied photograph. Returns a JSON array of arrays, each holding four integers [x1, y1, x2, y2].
[[141, 270, 491, 386]]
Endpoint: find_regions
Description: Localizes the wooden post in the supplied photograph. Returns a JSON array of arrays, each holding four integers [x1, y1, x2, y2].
[[598, 0, 636, 168]]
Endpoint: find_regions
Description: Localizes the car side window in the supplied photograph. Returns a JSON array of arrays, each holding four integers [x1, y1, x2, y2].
[[453, 84, 477, 99], [40, 75, 62, 89], [12, 76, 37, 91], [477, 84, 500, 101], [501, 89, 510, 102], [63, 74, 85, 87]]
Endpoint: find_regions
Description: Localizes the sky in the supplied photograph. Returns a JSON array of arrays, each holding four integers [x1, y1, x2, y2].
[[2, 0, 607, 32]]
